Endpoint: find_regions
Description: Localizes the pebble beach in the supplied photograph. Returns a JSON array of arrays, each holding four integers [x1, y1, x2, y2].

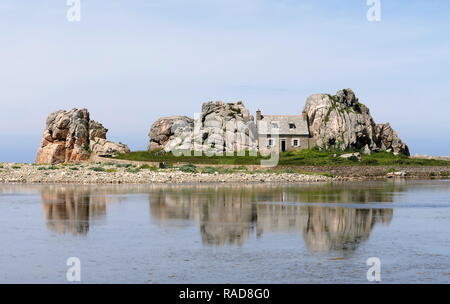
[[0, 163, 336, 184]]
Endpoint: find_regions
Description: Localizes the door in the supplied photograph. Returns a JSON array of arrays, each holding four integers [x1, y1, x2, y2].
[[281, 139, 286, 152]]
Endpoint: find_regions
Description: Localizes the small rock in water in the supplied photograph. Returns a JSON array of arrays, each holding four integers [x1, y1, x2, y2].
[[387, 171, 406, 178]]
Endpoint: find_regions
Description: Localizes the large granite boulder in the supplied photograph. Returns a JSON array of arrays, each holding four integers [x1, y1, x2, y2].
[[200, 101, 257, 153], [304, 89, 410, 155], [148, 102, 257, 153], [36, 109, 130, 164], [148, 116, 194, 152]]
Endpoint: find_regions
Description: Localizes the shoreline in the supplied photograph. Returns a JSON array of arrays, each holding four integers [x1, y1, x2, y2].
[[1, 162, 449, 184]]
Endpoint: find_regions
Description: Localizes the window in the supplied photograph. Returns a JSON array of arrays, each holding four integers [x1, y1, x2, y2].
[[268, 138, 274, 147], [292, 139, 300, 147], [289, 123, 296, 129], [271, 122, 279, 129]]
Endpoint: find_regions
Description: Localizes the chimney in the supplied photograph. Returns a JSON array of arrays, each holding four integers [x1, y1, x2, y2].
[[256, 109, 262, 121]]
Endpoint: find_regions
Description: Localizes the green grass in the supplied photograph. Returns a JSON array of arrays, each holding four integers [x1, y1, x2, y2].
[[114, 150, 264, 165], [178, 164, 198, 173], [139, 164, 158, 171], [126, 168, 141, 173], [200, 166, 222, 174], [115, 163, 134, 168], [37, 165, 59, 171], [12, 166, 22, 169], [113, 148, 450, 167], [90, 167, 106, 172]]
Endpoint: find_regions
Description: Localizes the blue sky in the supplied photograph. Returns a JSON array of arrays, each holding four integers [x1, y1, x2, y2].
[[1, 0, 449, 162]]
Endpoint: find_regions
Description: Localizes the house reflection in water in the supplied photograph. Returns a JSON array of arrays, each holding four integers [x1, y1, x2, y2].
[[149, 183, 397, 253], [38, 182, 400, 253]]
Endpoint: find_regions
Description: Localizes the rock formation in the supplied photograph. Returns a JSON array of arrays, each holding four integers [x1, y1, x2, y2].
[[304, 89, 410, 155], [88, 121, 130, 157], [148, 116, 194, 152], [36, 108, 130, 164], [148, 90, 409, 155], [200, 101, 257, 153], [375, 123, 410, 155], [148, 102, 257, 153]]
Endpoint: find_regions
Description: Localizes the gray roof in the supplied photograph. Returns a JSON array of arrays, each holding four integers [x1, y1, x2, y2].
[[257, 115, 310, 136]]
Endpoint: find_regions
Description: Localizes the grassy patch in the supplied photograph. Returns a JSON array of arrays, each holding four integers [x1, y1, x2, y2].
[[126, 168, 140, 173], [37, 165, 59, 171], [116, 163, 134, 168], [106, 168, 117, 173], [90, 167, 106, 172], [200, 166, 219, 174], [114, 151, 263, 165], [199, 166, 238, 174], [12, 166, 21, 169], [139, 164, 158, 171], [178, 164, 198, 173], [114, 148, 450, 167]]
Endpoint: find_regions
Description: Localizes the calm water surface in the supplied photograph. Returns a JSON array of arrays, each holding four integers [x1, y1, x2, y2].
[[0, 180, 449, 283]]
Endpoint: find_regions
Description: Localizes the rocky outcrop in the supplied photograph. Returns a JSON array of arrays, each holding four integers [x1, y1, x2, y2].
[[36, 109, 129, 164], [200, 101, 257, 153], [304, 89, 410, 155], [148, 90, 409, 155], [148, 116, 194, 152], [375, 123, 410, 155], [148, 102, 257, 153], [88, 121, 130, 157], [89, 121, 107, 140]]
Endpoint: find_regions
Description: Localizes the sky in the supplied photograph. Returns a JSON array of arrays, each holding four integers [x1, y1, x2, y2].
[[0, 0, 449, 162]]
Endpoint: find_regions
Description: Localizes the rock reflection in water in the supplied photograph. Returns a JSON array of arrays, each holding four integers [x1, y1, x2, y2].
[[257, 204, 392, 252], [36, 182, 398, 252], [150, 187, 256, 246], [41, 185, 118, 235], [149, 183, 396, 252]]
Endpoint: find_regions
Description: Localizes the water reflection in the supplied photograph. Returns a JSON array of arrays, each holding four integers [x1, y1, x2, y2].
[[40, 185, 121, 235], [149, 183, 398, 252], [35, 182, 402, 252]]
